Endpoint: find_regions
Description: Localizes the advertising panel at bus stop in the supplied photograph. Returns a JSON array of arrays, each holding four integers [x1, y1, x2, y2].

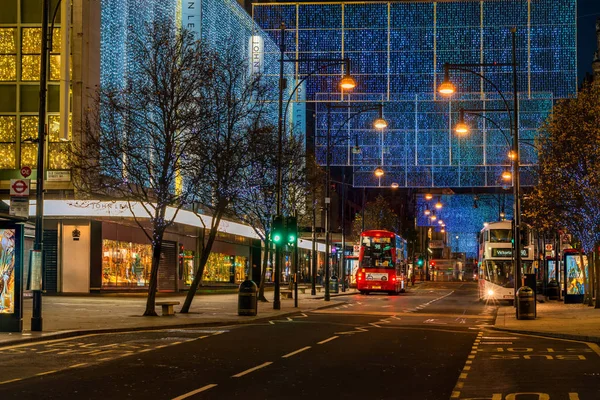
[[0, 222, 24, 332]]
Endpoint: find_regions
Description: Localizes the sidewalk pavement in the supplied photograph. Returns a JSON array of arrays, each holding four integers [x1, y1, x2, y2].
[[494, 299, 600, 343], [0, 288, 357, 347]]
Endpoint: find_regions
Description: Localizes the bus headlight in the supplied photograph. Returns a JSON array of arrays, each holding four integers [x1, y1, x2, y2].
[[487, 289, 495, 297]]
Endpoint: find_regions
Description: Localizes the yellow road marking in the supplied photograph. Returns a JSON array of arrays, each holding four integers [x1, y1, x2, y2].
[[232, 362, 273, 378], [569, 393, 580, 400], [0, 378, 23, 385], [587, 343, 600, 357], [68, 363, 88, 368], [451, 391, 460, 398], [317, 336, 339, 345], [282, 346, 311, 358], [35, 370, 57, 376], [172, 384, 218, 400], [459, 373, 468, 379]]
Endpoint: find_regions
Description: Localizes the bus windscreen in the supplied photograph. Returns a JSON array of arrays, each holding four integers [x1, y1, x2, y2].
[[362, 238, 394, 268]]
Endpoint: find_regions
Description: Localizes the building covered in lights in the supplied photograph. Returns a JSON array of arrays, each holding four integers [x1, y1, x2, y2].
[[0, 0, 578, 291], [0, 0, 324, 293], [251, 0, 576, 259]]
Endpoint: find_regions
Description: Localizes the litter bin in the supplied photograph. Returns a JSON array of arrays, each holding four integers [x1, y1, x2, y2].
[[238, 278, 258, 316], [546, 280, 559, 300], [516, 286, 535, 320], [330, 276, 339, 294]]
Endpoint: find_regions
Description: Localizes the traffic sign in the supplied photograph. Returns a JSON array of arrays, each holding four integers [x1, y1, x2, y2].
[[545, 244, 553, 251], [10, 179, 30, 196], [20, 166, 32, 178]]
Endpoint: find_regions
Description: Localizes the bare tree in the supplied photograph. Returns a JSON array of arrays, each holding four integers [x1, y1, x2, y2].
[[234, 128, 307, 301], [72, 20, 213, 316], [179, 45, 276, 313]]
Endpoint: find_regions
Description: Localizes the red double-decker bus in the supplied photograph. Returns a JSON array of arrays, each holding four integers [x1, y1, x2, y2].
[[356, 230, 408, 295]]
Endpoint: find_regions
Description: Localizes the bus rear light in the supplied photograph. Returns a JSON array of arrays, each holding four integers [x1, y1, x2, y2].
[[392, 277, 396, 282], [357, 273, 362, 281]]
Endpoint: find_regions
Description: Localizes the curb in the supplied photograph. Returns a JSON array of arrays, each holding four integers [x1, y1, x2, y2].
[[0, 299, 349, 348], [490, 326, 600, 344]]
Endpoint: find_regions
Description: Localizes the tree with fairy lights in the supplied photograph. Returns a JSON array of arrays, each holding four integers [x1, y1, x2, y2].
[[72, 20, 214, 316], [529, 82, 600, 307], [179, 46, 276, 313], [352, 194, 400, 240], [233, 128, 307, 302]]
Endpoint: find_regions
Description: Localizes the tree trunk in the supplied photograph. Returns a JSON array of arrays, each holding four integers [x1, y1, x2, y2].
[[143, 228, 165, 316], [595, 246, 600, 308], [258, 239, 270, 302], [180, 212, 224, 313]]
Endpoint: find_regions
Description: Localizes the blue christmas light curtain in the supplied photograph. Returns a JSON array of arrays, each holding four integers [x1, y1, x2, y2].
[[253, 0, 577, 188], [417, 193, 514, 258]]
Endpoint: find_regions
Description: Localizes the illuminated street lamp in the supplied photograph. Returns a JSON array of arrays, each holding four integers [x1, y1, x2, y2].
[[435, 197, 443, 209], [438, 28, 523, 295], [391, 182, 399, 189], [425, 193, 433, 201], [323, 103, 387, 301], [374, 167, 384, 177], [502, 170, 512, 181], [424, 205, 431, 216], [276, 22, 357, 307]]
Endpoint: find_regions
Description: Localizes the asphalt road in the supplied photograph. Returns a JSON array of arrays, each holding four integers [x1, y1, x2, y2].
[[0, 282, 598, 399]]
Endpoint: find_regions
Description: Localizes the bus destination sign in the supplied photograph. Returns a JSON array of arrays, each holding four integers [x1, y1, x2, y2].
[[492, 248, 529, 258]]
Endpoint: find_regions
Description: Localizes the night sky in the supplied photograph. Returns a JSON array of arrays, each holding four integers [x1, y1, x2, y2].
[[578, 0, 600, 81]]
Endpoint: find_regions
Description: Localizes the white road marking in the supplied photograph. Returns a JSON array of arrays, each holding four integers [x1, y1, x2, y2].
[[35, 370, 57, 376], [232, 362, 273, 378], [282, 346, 311, 358], [481, 342, 513, 345], [172, 384, 218, 400], [317, 336, 339, 345], [482, 336, 519, 340], [287, 317, 293, 321]]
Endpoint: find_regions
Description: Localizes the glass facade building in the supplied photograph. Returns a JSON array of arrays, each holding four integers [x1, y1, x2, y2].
[[0, 0, 71, 181]]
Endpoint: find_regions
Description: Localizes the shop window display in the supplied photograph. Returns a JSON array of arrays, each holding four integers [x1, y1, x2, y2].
[[201, 253, 248, 283], [102, 239, 152, 287]]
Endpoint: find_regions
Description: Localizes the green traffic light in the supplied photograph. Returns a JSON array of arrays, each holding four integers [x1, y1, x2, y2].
[[273, 234, 282, 243], [287, 234, 296, 243]]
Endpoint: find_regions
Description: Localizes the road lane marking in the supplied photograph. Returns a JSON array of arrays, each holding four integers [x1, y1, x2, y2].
[[269, 321, 275, 325], [587, 343, 600, 357], [232, 362, 273, 377], [282, 346, 311, 358], [0, 378, 23, 385], [481, 342, 513, 345], [569, 393, 580, 400], [317, 336, 339, 345], [482, 336, 519, 339], [172, 384, 218, 400], [35, 370, 57, 376], [287, 317, 293, 321], [68, 363, 88, 369]]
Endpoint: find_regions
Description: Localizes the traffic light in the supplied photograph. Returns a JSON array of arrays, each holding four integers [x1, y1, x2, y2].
[[417, 256, 424, 266], [286, 216, 298, 245], [271, 215, 285, 245]]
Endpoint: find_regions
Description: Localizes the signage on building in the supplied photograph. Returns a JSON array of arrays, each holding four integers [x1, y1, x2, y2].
[[10, 179, 29, 196], [429, 240, 444, 249], [292, 81, 306, 138], [248, 35, 264, 76], [181, 1, 202, 37], [545, 244, 553, 251], [47, 170, 71, 182]]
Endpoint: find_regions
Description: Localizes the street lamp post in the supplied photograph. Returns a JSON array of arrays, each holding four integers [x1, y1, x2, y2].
[[439, 28, 522, 294], [275, 22, 356, 308], [323, 103, 386, 301]]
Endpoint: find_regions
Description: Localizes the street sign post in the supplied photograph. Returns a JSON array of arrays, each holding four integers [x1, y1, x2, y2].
[[10, 179, 30, 197], [20, 166, 32, 178]]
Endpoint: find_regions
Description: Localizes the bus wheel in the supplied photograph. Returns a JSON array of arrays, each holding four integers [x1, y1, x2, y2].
[[400, 288, 406, 293]]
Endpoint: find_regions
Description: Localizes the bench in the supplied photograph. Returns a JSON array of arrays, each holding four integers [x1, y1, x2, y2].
[[280, 290, 293, 299], [298, 287, 307, 294], [315, 287, 323, 293], [156, 301, 180, 316]]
